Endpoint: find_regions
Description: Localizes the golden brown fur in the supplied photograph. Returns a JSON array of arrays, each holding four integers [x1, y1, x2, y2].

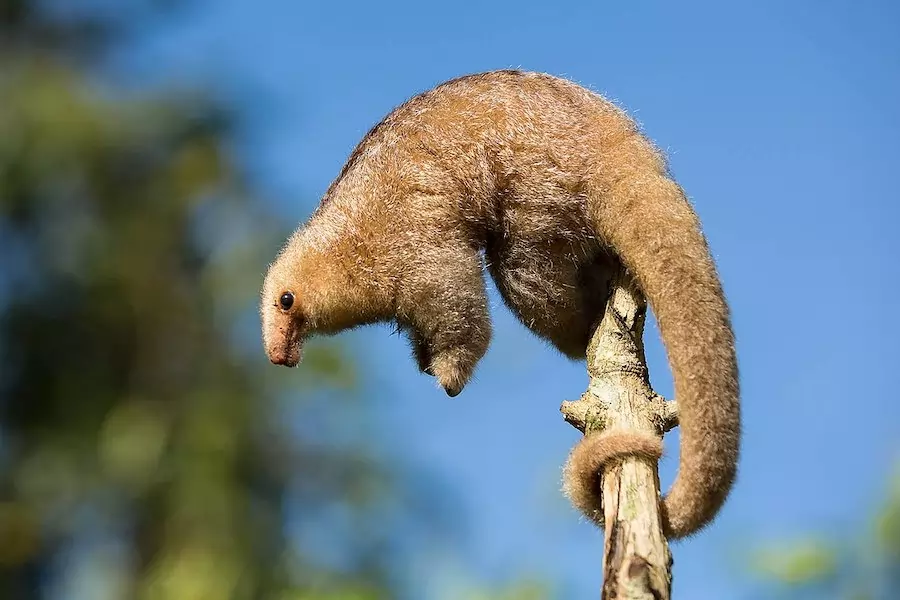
[[260, 70, 740, 538], [563, 431, 664, 526]]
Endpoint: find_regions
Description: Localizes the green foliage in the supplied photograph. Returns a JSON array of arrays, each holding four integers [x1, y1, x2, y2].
[[0, 2, 406, 598], [875, 470, 900, 563], [750, 539, 838, 586], [748, 464, 900, 600], [462, 581, 550, 600]]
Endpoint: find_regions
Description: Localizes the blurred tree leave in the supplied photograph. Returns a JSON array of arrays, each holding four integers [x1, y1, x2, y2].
[[0, 1, 442, 598], [454, 581, 550, 600], [748, 463, 900, 600]]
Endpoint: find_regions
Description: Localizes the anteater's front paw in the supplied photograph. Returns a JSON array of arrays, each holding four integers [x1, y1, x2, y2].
[[430, 350, 474, 397]]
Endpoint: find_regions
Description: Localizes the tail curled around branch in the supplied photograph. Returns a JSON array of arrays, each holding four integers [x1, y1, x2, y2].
[[566, 137, 741, 539], [564, 431, 664, 527]]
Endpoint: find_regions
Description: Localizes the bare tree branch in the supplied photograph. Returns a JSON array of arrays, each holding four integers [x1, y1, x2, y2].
[[561, 273, 674, 599]]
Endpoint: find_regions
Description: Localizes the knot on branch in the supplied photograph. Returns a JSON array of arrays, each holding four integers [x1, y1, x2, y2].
[[561, 394, 678, 435]]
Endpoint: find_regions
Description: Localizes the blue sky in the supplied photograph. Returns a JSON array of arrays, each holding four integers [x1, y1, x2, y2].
[[127, 0, 899, 597]]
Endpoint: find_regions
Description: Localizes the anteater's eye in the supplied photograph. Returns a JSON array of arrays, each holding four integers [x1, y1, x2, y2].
[[279, 292, 294, 311]]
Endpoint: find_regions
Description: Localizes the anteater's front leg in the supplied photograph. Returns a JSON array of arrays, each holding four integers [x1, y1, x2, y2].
[[396, 236, 491, 396]]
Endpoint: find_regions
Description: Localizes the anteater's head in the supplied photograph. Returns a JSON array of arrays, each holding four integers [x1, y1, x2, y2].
[[260, 239, 308, 367]]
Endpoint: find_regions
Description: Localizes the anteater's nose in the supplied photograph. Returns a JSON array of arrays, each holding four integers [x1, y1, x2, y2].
[[266, 342, 300, 367]]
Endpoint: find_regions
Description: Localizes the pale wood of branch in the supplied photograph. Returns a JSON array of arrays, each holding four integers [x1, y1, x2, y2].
[[560, 274, 676, 599]]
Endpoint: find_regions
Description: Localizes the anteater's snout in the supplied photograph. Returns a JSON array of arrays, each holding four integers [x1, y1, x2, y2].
[[265, 328, 302, 367]]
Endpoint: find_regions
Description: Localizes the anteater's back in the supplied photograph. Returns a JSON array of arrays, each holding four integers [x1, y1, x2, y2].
[[334, 71, 662, 356]]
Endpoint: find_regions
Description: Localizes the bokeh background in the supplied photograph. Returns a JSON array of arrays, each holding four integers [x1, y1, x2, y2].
[[1, 1, 898, 599]]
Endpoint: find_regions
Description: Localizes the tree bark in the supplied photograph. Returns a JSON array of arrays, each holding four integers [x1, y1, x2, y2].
[[561, 274, 676, 599]]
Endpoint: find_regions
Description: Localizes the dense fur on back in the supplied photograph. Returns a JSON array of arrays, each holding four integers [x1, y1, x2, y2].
[[260, 70, 740, 538]]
